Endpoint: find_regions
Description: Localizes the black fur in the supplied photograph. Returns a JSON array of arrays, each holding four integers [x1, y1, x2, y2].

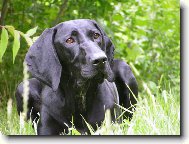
[[15, 19, 138, 135]]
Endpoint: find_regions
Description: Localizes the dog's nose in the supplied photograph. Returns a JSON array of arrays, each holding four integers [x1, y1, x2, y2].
[[92, 56, 107, 66]]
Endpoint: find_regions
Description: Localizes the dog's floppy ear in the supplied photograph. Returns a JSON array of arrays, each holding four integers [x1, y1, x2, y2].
[[25, 28, 62, 91], [91, 20, 115, 66], [104, 35, 115, 66]]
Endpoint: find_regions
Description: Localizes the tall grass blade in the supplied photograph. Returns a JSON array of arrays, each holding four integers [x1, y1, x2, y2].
[[125, 83, 138, 102], [7, 98, 13, 134], [19, 62, 29, 134], [80, 115, 94, 135]]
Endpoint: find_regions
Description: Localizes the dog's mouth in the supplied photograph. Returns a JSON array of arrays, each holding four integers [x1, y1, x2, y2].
[[80, 62, 114, 84]]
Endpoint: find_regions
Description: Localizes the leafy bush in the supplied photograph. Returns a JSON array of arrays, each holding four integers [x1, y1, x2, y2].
[[0, 0, 180, 135]]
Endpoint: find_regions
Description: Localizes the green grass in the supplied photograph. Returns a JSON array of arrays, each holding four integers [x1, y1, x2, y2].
[[128, 86, 180, 135], [0, 75, 180, 135], [91, 78, 180, 135], [0, 100, 35, 135]]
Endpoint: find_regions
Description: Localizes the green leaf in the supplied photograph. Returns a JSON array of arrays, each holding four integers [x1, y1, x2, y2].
[[5, 25, 15, 36], [12, 30, 20, 63], [0, 27, 9, 62], [25, 26, 38, 37], [20, 32, 33, 47], [32, 36, 39, 43], [127, 47, 144, 61]]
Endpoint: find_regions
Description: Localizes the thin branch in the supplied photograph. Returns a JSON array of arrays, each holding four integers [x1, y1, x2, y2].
[[0, 0, 9, 26], [52, 0, 68, 26]]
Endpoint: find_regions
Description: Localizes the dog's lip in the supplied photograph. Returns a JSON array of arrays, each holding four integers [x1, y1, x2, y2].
[[76, 66, 112, 87], [81, 70, 97, 79], [80, 62, 112, 83], [81, 67, 107, 77], [81, 70, 107, 84]]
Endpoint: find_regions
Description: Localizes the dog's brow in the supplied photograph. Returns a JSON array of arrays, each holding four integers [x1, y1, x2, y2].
[[89, 29, 99, 32], [71, 29, 78, 35], [86, 29, 100, 36]]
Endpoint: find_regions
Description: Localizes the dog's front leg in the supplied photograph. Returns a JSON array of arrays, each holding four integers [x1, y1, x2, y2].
[[37, 105, 64, 135]]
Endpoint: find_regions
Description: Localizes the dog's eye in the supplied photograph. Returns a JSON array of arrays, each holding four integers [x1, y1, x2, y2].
[[93, 33, 100, 39], [66, 37, 75, 44]]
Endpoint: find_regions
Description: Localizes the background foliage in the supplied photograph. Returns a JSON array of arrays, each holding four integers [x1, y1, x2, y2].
[[0, 0, 180, 135]]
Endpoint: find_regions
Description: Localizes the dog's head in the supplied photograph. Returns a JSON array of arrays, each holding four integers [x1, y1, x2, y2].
[[25, 19, 115, 91]]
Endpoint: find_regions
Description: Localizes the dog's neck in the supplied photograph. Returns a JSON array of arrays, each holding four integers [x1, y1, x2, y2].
[[60, 68, 99, 111], [58, 62, 108, 131]]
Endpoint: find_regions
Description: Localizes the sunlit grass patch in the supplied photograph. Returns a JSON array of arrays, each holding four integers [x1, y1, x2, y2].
[[129, 86, 180, 135], [0, 100, 35, 135], [0, 76, 180, 135]]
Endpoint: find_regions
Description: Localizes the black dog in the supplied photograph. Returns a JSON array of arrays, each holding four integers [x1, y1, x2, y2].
[[15, 19, 138, 135]]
